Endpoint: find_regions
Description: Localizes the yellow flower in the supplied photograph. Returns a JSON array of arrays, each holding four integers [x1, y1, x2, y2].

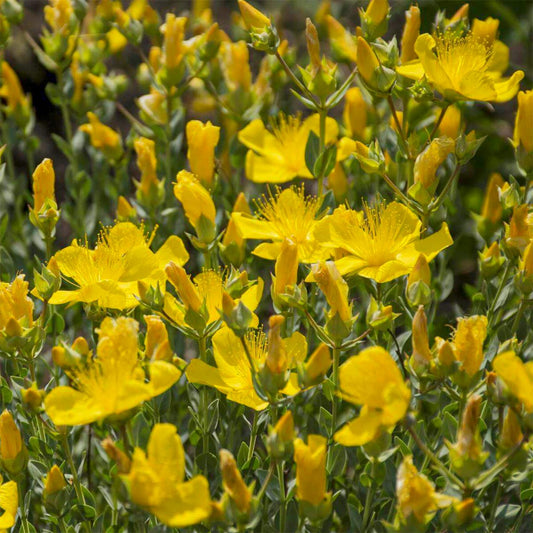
[[514, 90, 533, 153], [144, 315, 173, 361], [363, 0, 389, 27], [397, 31, 524, 102], [325, 15, 357, 63], [137, 89, 167, 125], [164, 266, 263, 330], [500, 409, 523, 450], [220, 41, 252, 92], [480, 172, 504, 224], [0, 475, 17, 529], [133, 137, 159, 197], [238, 0, 270, 31], [411, 306, 432, 368], [335, 346, 410, 446], [396, 455, 454, 523], [238, 114, 345, 183], [0, 275, 34, 331], [314, 201, 453, 283], [173, 170, 216, 239], [116, 196, 136, 220], [161, 14, 187, 70], [44, 0, 74, 35], [294, 434, 329, 506], [44, 317, 181, 425], [400, 5, 420, 63], [448, 395, 488, 477], [273, 240, 298, 296], [493, 351, 533, 413], [452, 315, 488, 376], [307, 261, 351, 322], [31, 158, 57, 212], [219, 449, 252, 513], [49, 222, 188, 309], [186, 326, 305, 410], [343, 87, 367, 139], [186, 120, 220, 188], [0, 62, 28, 112], [122, 423, 211, 527], [79, 112, 123, 159], [414, 137, 455, 189], [221, 193, 251, 265], [0, 410, 23, 461], [356, 36, 380, 86], [437, 104, 462, 138], [505, 204, 531, 252], [43, 465, 67, 496], [232, 187, 329, 263]]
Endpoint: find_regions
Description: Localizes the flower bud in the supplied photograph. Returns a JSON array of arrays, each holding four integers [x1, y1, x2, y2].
[[102, 438, 132, 474], [343, 87, 367, 139], [273, 240, 298, 298], [165, 262, 202, 313], [299, 344, 331, 388], [308, 261, 351, 323], [366, 297, 399, 331], [400, 5, 420, 63], [325, 15, 357, 63], [410, 306, 432, 372], [220, 193, 250, 267], [174, 170, 216, 242], [448, 395, 488, 479], [479, 242, 505, 279], [265, 315, 287, 376], [186, 120, 220, 189], [0, 410, 27, 475], [238, 0, 270, 31], [43, 465, 67, 496], [406, 254, 431, 306], [144, 315, 173, 361], [360, 0, 389, 41], [414, 137, 455, 190], [219, 449, 252, 514], [435, 337, 456, 368], [476, 172, 504, 240], [327, 163, 348, 203], [116, 196, 137, 220], [294, 435, 331, 523], [356, 36, 380, 85], [505, 204, 530, 254], [21, 383, 45, 411], [160, 14, 187, 86], [267, 411, 295, 460], [516, 242, 533, 294], [443, 498, 476, 529], [79, 112, 123, 161], [438, 104, 462, 139], [500, 409, 524, 451], [514, 90, 533, 172], [134, 137, 164, 210]]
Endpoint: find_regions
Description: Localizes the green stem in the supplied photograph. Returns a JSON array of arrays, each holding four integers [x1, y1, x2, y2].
[[428, 164, 461, 213], [198, 336, 209, 474], [362, 459, 377, 532], [381, 173, 424, 217], [428, 104, 450, 141], [317, 107, 327, 197], [247, 411, 259, 464], [277, 461, 286, 533], [274, 50, 318, 105], [487, 477, 503, 532], [16, 475, 30, 533], [60, 431, 91, 532], [387, 95, 410, 159], [487, 261, 513, 326]]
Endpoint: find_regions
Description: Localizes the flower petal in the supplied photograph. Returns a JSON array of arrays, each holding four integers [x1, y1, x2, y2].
[[334, 408, 383, 446]]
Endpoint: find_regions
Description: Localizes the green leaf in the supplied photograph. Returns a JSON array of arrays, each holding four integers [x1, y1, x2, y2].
[[305, 130, 320, 176]]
